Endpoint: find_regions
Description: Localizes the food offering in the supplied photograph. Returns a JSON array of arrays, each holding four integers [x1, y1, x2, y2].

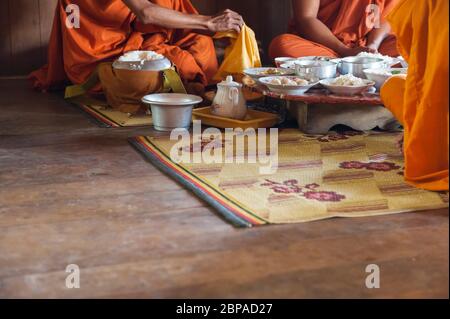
[[118, 51, 165, 62], [337, 56, 386, 78], [363, 68, 408, 90], [242, 55, 394, 104], [243, 67, 295, 80], [356, 52, 402, 67], [319, 74, 375, 96], [267, 77, 309, 86], [112, 50, 172, 71], [259, 76, 319, 95]]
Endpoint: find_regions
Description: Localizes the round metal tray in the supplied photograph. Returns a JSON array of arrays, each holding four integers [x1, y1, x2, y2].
[[242, 76, 382, 105]]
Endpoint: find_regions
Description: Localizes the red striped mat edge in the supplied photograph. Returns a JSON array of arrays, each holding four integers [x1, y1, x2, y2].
[[129, 136, 268, 228]]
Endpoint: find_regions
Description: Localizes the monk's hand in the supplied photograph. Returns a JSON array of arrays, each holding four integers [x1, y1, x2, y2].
[[207, 9, 244, 33], [367, 42, 381, 52], [340, 46, 377, 57]]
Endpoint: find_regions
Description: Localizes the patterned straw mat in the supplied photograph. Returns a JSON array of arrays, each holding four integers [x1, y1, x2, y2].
[[130, 129, 448, 228], [69, 96, 152, 128]]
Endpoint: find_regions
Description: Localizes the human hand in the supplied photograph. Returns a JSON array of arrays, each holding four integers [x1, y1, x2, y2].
[[366, 42, 381, 52], [206, 9, 244, 33]]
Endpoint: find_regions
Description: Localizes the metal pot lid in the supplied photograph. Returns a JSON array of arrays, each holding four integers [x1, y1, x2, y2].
[[142, 93, 203, 106], [112, 57, 172, 71]]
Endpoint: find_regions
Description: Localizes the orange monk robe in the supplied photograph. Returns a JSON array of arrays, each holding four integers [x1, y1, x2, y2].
[[269, 0, 399, 59], [381, 0, 449, 191], [29, 0, 218, 90]]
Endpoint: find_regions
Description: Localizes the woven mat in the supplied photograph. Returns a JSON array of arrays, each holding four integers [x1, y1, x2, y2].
[[130, 129, 448, 227], [70, 96, 152, 128]]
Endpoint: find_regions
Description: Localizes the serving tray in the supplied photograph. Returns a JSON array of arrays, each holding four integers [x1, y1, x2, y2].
[[242, 76, 383, 105], [192, 107, 279, 129]]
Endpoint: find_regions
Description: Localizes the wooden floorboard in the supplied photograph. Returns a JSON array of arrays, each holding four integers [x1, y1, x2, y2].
[[0, 79, 448, 298]]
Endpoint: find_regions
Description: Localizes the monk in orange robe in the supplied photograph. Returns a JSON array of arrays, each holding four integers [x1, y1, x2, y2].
[[269, 0, 400, 59], [30, 0, 244, 90], [381, 0, 449, 191]]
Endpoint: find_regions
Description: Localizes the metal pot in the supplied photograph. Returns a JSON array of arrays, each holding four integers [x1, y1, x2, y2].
[[338, 57, 386, 78], [294, 60, 337, 81], [142, 93, 203, 131]]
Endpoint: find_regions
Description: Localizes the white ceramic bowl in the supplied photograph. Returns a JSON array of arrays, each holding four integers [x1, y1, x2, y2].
[[142, 93, 202, 131], [259, 76, 318, 95], [356, 52, 403, 67], [363, 68, 407, 90], [319, 78, 375, 96], [244, 67, 295, 80]]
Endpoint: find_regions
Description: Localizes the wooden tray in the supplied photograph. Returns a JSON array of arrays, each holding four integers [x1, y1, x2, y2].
[[192, 107, 279, 129]]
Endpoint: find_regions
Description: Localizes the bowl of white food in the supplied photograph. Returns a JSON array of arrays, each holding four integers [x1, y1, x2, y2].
[[259, 76, 318, 95], [113, 50, 172, 71], [319, 74, 375, 96], [356, 52, 402, 67], [363, 68, 408, 91], [244, 67, 295, 80]]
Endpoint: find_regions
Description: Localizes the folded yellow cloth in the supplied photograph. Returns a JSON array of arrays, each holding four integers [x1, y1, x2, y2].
[[213, 25, 262, 81]]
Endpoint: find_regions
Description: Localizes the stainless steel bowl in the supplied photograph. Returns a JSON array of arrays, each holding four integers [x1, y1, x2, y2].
[[294, 60, 337, 81], [113, 57, 172, 71], [338, 57, 386, 78], [142, 93, 203, 131]]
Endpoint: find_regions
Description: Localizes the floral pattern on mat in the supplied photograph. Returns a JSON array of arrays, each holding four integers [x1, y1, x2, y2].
[[339, 161, 401, 172], [261, 179, 346, 202], [306, 131, 364, 143]]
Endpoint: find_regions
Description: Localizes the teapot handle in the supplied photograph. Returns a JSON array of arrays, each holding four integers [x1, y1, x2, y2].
[[229, 87, 239, 106]]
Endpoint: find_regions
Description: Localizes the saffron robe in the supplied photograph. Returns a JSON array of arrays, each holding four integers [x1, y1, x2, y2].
[[380, 0, 449, 191], [29, 0, 218, 89], [269, 0, 399, 59]]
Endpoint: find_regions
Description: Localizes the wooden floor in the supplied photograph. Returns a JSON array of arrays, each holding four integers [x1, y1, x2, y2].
[[0, 79, 448, 299]]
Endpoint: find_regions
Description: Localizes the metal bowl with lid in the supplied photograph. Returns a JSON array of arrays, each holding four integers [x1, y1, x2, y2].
[[338, 57, 387, 78], [294, 60, 338, 81]]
